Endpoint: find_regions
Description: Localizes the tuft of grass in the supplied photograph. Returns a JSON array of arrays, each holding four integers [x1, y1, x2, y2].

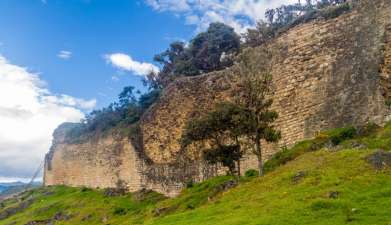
[[244, 169, 259, 178]]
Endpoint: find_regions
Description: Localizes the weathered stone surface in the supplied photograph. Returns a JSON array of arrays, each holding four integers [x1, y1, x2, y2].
[[380, 24, 391, 99], [44, 134, 146, 192], [366, 150, 391, 170], [44, 0, 391, 196]]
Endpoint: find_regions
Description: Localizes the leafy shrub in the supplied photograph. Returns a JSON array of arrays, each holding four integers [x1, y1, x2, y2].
[[64, 86, 161, 144], [327, 126, 357, 146], [186, 180, 194, 188], [186, 204, 195, 210], [245, 169, 259, 178], [139, 89, 161, 110], [244, 1, 354, 47], [81, 187, 91, 192], [319, 3, 351, 19], [113, 207, 127, 215]]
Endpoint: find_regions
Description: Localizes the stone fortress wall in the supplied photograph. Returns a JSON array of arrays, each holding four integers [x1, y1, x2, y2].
[[44, 0, 391, 196]]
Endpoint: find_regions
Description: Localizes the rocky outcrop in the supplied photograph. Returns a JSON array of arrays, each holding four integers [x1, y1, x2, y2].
[[45, 0, 391, 196]]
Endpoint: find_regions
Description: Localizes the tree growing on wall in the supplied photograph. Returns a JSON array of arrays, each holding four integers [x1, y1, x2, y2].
[[231, 48, 281, 176], [181, 103, 246, 176], [181, 47, 281, 176]]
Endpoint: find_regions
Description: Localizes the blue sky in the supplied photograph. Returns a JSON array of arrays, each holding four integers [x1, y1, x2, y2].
[[0, 0, 195, 108], [0, 0, 296, 182]]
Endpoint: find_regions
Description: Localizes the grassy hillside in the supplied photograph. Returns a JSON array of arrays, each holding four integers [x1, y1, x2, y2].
[[1, 124, 390, 225]]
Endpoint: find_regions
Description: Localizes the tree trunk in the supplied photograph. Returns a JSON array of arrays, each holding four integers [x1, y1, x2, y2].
[[255, 137, 263, 176], [237, 159, 241, 177]]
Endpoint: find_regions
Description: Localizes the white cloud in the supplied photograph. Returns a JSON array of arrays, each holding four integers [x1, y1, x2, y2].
[[146, 0, 298, 33], [104, 53, 159, 76], [57, 50, 72, 60], [42, 94, 96, 110], [0, 55, 96, 182], [111, 75, 120, 82], [0, 176, 30, 183], [146, 0, 190, 12]]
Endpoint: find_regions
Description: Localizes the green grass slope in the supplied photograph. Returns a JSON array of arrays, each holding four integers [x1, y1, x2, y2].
[[1, 124, 390, 225]]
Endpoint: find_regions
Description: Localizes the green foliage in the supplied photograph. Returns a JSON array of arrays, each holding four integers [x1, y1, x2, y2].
[[81, 187, 91, 192], [244, 0, 353, 47], [150, 23, 240, 88], [181, 102, 249, 147], [183, 47, 281, 176], [244, 169, 259, 178], [185, 180, 194, 188], [233, 47, 281, 175], [203, 145, 242, 175], [113, 207, 127, 216], [118, 86, 137, 108], [189, 23, 240, 73], [181, 102, 247, 175], [319, 2, 351, 19], [64, 87, 161, 143], [327, 126, 357, 145], [139, 89, 161, 110]]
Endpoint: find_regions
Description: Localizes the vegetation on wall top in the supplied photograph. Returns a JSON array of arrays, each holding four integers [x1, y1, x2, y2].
[[244, 0, 353, 47]]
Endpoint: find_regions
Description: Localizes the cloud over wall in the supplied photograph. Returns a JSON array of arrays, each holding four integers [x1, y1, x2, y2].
[[0, 55, 96, 182], [104, 53, 159, 76], [146, 0, 298, 33]]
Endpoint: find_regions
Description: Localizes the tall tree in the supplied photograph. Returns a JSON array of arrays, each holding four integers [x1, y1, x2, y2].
[[118, 86, 137, 108], [243, 21, 276, 47], [181, 103, 246, 176], [231, 48, 281, 176]]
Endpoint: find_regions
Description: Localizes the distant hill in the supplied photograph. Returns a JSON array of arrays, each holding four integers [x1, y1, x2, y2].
[[0, 182, 24, 194], [0, 182, 41, 199]]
